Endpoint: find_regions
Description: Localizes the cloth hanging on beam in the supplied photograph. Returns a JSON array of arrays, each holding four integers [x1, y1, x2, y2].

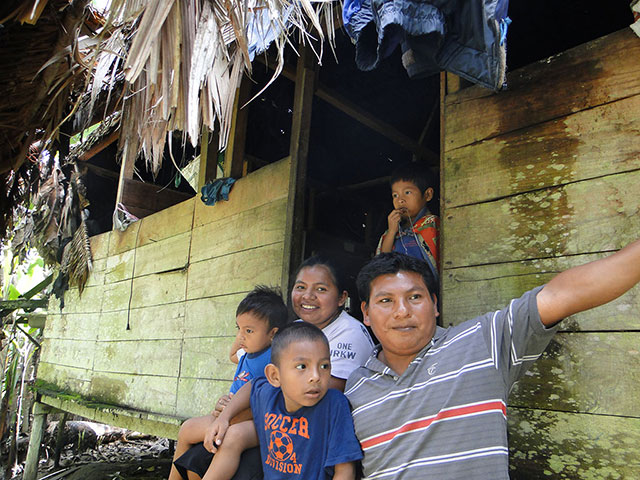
[[201, 177, 237, 206]]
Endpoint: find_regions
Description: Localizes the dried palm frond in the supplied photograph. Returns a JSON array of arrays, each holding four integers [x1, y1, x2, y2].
[[60, 217, 92, 295]]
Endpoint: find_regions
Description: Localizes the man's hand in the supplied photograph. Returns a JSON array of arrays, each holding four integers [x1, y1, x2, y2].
[[210, 393, 234, 416], [203, 417, 230, 453]]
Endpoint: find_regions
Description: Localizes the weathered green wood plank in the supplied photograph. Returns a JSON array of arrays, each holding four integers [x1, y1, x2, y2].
[[441, 253, 640, 330], [190, 199, 287, 263], [180, 337, 237, 380], [39, 338, 96, 370], [508, 407, 640, 479], [134, 231, 191, 277], [130, 269, 187, 308], [509, 332, 640, 417], [93, 339, 182, 377], [43, 313, 101, 341], [176, 378, 232, 419], [37, 362, 92, 396], [187, 242, 284, 301], [184, 295, 245, 338], [108, 220, 141, 255], [443, 170, 640, 268], [444, 94, 640, 208], [88, 372, 178, 415], [444, 28, 640, 151], [85, 257, 106, 287], [98, 304, 185, 341], [89, 231, 110, 260], [137, 198, 195, 247], [193, 157, 290, 228], [104, 249, 135, 283], [101, 280, 132, 312], [41, 394, 182, 440], [58, 286, 104, 314]]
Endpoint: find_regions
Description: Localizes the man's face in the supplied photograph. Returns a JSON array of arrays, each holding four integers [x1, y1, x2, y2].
[[361, 271, 438, 373]]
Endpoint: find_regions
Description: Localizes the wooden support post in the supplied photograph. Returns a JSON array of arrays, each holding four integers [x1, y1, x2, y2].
[[281, 46, 317, 292], [223, 76, 252, 179], [198, 126, 221, 191], [23, 402, 50, 480], [53, 412, 69, 468], [114, 148, 136, 211]]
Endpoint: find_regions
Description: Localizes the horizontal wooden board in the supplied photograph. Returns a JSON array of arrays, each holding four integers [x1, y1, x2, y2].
[[442, 170, 640, 268], [509, 332, 640, 417], [193, 158, 290, 228], [133, 231, 191, 277], [40, 338, 96, 370], [445, 94, 640, 208], [101, 280, 132, 312], [508, 407, 640, 479], [190, 198, 287, 263], [59, 285, 104, 314], [129, 269, 187, 308], [187, 242, 284, 301], [43, 313, 101, 341], [37, 362, 92, 396], [441, 253, 640, 330], [444, 29, 640, 151], [104, 249, 135, 283], [108, 220, 140, 256], [184, 294, 246, 338], [93, 339, 182, 377], [179, 337, 237, 380], [89, 231, 110, 261], [85, 257, 106, 288], [89, 372, 178, 416], [136, 197, 195, 247], [98, 304, 185, 341], [176, 377, 232, 419]]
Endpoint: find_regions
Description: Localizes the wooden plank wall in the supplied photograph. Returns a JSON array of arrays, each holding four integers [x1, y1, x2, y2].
[[39, 158, 291, 435], [441, 29, 640, 479]]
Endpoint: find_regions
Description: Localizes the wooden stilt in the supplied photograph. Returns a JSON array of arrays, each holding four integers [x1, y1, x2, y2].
[[53, 412, 69, 468], [23, 402, 50, 480]]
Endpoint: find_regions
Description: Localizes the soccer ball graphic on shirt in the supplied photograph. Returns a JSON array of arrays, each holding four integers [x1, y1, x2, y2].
[[269, 430, 294, 461]]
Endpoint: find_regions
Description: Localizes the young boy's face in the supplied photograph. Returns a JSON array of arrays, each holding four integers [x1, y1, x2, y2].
[[236, 312, 276, 354], [391, 180, 433, 219], [267, 339, 331, 413]]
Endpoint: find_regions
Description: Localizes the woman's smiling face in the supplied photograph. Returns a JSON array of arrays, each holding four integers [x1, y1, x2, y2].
[[291, 265, 347, 330]]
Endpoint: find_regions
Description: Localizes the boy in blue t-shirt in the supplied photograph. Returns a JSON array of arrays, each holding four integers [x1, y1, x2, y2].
[[204, 322, 363, 480], [169, 286, 290, 480]]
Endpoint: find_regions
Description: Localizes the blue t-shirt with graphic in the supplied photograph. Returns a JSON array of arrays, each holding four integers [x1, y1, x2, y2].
[[250, 377, 363, 479], [229, 348, 271, 394]]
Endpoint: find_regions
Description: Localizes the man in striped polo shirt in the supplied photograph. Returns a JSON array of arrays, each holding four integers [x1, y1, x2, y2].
[[345, 240, 640, 479]]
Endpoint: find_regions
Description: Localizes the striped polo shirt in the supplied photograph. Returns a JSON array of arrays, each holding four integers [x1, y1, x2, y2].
[[345, 286, 558, 479]]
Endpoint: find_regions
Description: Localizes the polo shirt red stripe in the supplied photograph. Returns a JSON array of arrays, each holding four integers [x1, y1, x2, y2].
[[361, 400, 507, 450]]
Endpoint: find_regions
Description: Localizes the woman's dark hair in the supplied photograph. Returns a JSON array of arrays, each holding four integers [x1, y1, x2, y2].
[[270, 322, 330, 366], [292, 255, 347, 293], [236, 285, 289, 330], [356, 253, 437, 305]]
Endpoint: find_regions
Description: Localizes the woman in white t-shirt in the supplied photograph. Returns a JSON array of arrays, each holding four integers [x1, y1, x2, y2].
[[291, 255, 375, 391]]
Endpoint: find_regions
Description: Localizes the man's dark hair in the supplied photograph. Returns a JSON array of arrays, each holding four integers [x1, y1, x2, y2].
[[270, 322, 330, 366], [357, 253, 438, 305], [390, 163, 438, 195], [236, 285, 289, 330], [293, 255, 347, 293]]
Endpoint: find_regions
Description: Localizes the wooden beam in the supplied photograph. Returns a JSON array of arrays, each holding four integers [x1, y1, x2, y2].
[[78, 130, 119, 161], [256, 56, 439, 165], [223, 76, 252, 179], [23, 402, 53, 480], [281, 46, 317, 292], [114, 147, 136, 210], [198, 126, 220, 190]]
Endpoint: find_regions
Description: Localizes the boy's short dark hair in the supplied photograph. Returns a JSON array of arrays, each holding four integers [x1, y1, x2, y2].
[[236, 285, 289, 330], [390, 163, 438, 195], [270, 322, 330, 367], [357, 253, 437, 305]]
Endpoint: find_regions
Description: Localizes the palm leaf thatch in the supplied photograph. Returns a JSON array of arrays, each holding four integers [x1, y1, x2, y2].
[[86, 0, 338, 175]]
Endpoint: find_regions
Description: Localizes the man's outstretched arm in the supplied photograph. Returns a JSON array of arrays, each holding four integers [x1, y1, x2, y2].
[[537, 238, 640, 327]]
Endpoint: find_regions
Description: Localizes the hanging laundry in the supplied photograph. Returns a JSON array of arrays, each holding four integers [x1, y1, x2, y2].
[[201, 177, 237, 206], [343, 0, 511, 91]]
